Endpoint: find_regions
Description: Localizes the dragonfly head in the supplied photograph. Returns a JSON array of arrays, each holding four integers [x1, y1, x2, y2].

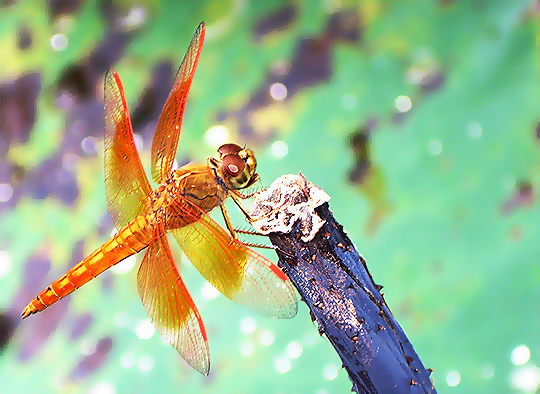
[[210, 143, 259, 190]]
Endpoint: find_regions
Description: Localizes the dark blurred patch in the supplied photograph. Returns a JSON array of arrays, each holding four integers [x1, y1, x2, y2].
[[70, 312, 93, 340], [392, 111, 408, 125], [17, 241, 84, 361], [56, 30, 132, 103], [89, 31, 134, 74], [69, 337, 113, 381], [57, 65, 94, 101], [227, 10, 362, 141], [97, 213, 115, 237], [535, 121, 540, 141], [15, 251, 52, 307], [253, 4, 296, 39], [1, 0, 15, 8], [22, 157, 79, 204], [502, 181, 534, 213], [9, 163, 26, 184], [16, 242, 85, 361], [282, 11, 361, 94], [131, 61, 175, 138], [2, 250, 51, 353], [439, 0, 456, 6], [14, 14, 139, 209], [17, 25, 32, 50], [326, 10, 361, 43], [69, 240, 85, 270], [0, 312, 17, 353], [0, 73, 41, 154], [101, 270, 114, 293], [18, 300, 69, 361], [420, 72, 445, 94], [47, 0, 82, 20], [56, 0, 135, 103], [348, 119, 375, 184]]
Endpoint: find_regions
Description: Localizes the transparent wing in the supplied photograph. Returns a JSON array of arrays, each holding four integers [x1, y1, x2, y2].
[[168, 197, 298, 319], [104, 69, 152, 229], [137, 231, 209, 375], [151, 22, 205, 184]]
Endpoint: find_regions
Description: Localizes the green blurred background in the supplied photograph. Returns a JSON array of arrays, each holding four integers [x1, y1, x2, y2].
[[1, 0, 539, 393]]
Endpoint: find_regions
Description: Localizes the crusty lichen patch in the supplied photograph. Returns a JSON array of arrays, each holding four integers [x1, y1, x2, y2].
[[250, 173, 330, 242]]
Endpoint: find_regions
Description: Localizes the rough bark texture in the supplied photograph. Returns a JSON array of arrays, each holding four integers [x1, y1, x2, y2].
[[268, 203, 436, 394]]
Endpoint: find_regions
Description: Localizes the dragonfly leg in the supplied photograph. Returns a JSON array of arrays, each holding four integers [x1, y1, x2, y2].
[[241, 240, 297, 261], [232, 187, 266, 200], [220, 203, 237, 239], [241, 242, 275, 250], [230, 193, 255, 222], [234, 228, 267, 236]]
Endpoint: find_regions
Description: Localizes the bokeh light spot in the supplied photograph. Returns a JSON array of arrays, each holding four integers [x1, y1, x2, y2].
[[510, 365, 540, 391], [201, 281, 220, 300], [204, 125, 229, 148], [270, 83, 287, 101], [427, 139, 443, 156], [480, 364, 494, 379], [467, 122, 482, 139], [259, 330, 275, 347], [88, 382, 115, 394], [511, 345, 531, 366], [51, 33, 68, 51], [240, 341, 255, 357], [81, 136, 97, 154], [135, 319, 155, 340], [446, 370, 461, 387], [0, 184, 13, 203], [271, 141, 288, 159], [240, 317, 257, 334], [111, 255, 136, 274], [274, 356, 291, 374], [323, 364, 338, 380], [395, 95, 412, 113], [285, 341, 303, 359]]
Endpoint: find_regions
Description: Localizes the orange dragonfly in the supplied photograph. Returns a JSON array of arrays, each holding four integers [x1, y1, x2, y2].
[[22, 22, 297, 375]]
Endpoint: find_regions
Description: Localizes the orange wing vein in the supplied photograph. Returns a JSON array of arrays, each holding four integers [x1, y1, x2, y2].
[[151, 22, 205, 184], [104, 69, 152, 229], [138, 229, 210, 375], [168, 198, 298, 319]]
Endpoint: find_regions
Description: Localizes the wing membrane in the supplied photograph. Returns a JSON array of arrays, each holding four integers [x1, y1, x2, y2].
[[151, 22, 205, 184], [137, 231, 210, 375], [168, 198, 298, 319], [104, 69, 152, 229]]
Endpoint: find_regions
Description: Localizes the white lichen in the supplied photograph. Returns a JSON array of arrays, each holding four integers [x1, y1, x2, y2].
[[250, 173, 330, 242]]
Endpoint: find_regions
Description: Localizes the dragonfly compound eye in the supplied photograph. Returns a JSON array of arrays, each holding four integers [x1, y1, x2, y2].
[[218, 143, 242, 157], [222, 154, 246, 178]]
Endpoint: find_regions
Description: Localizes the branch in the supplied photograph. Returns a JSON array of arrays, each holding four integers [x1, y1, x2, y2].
[[250, 174, 437, 394]]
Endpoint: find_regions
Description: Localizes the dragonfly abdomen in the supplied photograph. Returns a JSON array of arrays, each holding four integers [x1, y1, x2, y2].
[[22, 214, 153, 319]]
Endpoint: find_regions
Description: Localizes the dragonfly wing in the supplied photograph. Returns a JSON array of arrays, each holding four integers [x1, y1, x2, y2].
[[151, 22, 205, 184], [168, 198, 298, 319], [137, 231, 210, 375], [104, 69, 153, 229]]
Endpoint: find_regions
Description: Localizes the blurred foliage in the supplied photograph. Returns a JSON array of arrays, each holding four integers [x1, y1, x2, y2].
[[1, 0, 539, 393]]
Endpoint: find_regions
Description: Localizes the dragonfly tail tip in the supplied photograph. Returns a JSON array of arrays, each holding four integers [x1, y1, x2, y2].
[[21, 305, 35, 319]]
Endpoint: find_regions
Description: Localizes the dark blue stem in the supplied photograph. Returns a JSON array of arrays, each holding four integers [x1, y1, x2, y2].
[[269, 203, 437, 394]]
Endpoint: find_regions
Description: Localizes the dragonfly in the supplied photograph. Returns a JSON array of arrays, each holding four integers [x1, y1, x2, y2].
[[21, 22, 297, 375]]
